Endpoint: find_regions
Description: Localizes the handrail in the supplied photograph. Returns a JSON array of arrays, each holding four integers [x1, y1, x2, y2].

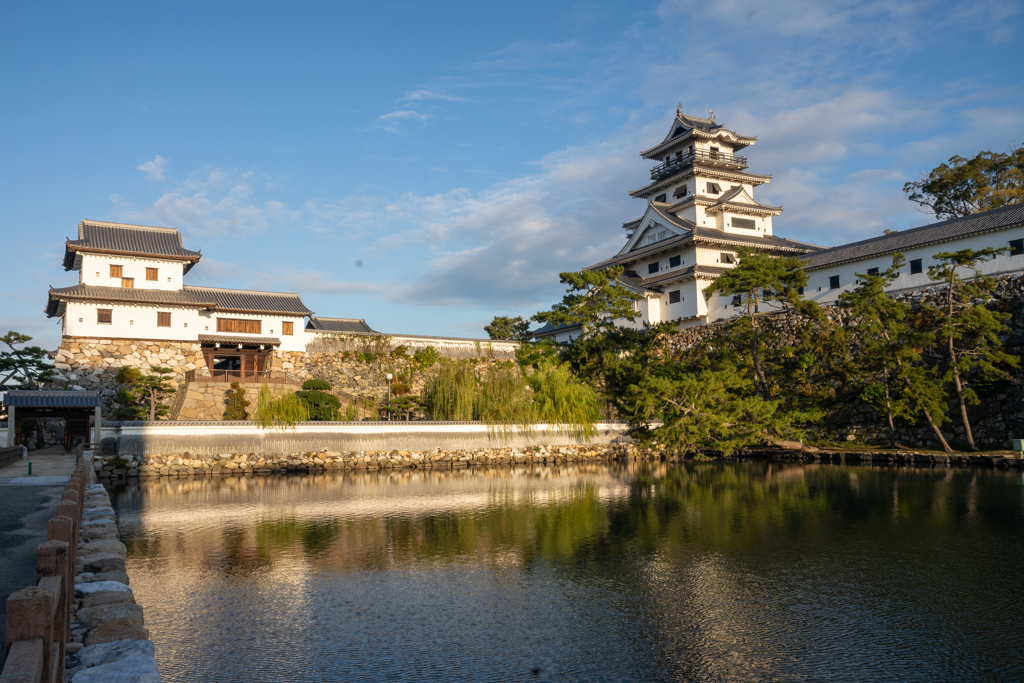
[[650, 149, 748, 180], [183, 368, 299, 384]]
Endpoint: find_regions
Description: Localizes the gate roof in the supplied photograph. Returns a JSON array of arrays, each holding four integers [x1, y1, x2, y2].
[[3, 390, 103, 408]]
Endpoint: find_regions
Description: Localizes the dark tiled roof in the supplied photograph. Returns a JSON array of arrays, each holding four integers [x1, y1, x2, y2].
[[640, 265, 729, 289], [4, 390, 103, 408], [587, 221, 820, 271], [641, 111, 756, 159], [305, 317, 376, 333], [46, 284, 218, 317], [630, 166, 770, 199], [183, 286, 313, 316], [198, 334, 282, 346], [64, 220, 202, 272], [803, 204, 1024, 271], [532, 322, 581, 339]]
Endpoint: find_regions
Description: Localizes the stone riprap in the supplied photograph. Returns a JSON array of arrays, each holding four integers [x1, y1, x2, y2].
[[67, 477, 159, 682], [91, 442, 1023, 480], [96, 443, 631, 478]]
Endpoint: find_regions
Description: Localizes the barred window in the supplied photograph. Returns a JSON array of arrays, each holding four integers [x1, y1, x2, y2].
[[669, 255, 681, 268], [829, 275, 840, 290], [217, 318, 261, 334], [1010, 239, 1023, 256], [648, 261, 659, 274], [282, 321, 294, 336], [910, 259, 923, 275], [157, 312, 171, 328], [668, 290, 681, 304], [97, 309, 112, 324], [146, 268, 159, 281], [109, 264, 122, 278]]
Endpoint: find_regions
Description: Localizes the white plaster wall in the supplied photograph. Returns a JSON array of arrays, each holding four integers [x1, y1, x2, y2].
[[64, 301, 199, 341], [62, 301, 309, 352], [79, 254, 185, 290], [804, 227, 1024, 305]]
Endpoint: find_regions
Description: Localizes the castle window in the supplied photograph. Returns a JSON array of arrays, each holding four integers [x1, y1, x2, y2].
[[829, 275, 840, 290], [867, 268, 879, 277], [282, 321, 294, 336], [731, 217, 756, 230], [648, 261, 659, 274], [669, 255, 681, 268], [97, 309, 112, 324], [109, 264, 122, 278], [157, 312, 171, 327], [720, 253, 735, 264], [673, 185, 688, 198], [668, 290, 681, 304], [910, 259, 923, 274], [217, 318, 262, 334], [1010, 239, 1024, 256], [707, 183, 721, 194], [654, 194, 667, 203], [121, 277, 134, 289], [798, 286, 805, 296], [710, 146, 720, 159], [146, 267, 159, 281]]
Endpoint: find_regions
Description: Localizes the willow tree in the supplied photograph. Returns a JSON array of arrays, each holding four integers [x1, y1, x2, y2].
[[703, 247, 815, 401], [839, 255, 952, 451], [927, 247, 1018, 450]]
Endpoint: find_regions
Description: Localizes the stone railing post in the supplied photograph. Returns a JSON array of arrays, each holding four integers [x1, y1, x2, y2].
[[36, 539, 69, 681], [3, 582, 57, 683]]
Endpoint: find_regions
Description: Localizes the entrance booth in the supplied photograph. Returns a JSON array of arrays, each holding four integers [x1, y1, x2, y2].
[[197, 334, 281, 382], [3, 390, 103, 450]]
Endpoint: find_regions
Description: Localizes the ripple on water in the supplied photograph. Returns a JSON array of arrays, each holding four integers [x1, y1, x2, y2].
[[109, 463, 1024, 682]]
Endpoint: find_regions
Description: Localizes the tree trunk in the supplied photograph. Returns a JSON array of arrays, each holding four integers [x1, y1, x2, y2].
[[895, 356, 953, 453], [149, 392, 156, 421], [882, 369, 896, 449], [748, 297, 770, 400], [946, 277, 976, 451]]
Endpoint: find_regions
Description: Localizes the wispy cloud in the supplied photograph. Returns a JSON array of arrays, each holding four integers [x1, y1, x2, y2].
[[401, 87, 470, 102], [137, 155, 167, 182], [374, 109, 435, 133]]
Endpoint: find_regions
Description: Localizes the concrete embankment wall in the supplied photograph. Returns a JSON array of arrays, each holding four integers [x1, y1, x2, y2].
[[114, 421, 632, 457]]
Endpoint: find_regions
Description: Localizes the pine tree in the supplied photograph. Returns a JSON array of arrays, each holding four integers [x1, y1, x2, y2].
[[224, 381, 251, 420], [0, 332, 55, 389], [839, 255, 952, 451], [703, 247, 816, 400], [927, 247, 1019, 450], [111, 366, 176, 421]]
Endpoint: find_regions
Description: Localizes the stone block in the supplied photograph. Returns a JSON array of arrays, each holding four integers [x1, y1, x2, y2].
[[77, 601, 144, 629], [79, 553, 127, 574], [73, 638, 154, 669], [79, 539, 127, 557]]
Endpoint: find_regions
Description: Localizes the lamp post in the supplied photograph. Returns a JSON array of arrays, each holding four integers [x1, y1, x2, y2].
[[385, 373, 393, 421]]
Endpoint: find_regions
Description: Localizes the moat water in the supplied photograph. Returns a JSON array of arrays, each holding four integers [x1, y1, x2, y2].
[[108, 462, 1024, 682]]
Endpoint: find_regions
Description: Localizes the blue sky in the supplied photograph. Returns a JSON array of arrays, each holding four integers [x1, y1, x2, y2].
[[2, 0, 1021, 350]]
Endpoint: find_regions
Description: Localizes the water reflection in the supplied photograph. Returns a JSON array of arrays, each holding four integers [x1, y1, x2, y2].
[[110, 463, 1024, 682]]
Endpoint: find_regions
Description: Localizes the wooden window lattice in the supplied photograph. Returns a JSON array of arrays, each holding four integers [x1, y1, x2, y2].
[[282, 321, 294, 336], [146, 268, 159, 281], [97, 309, 112, 324], [157, 312, 171, 327], [121, 277, 134, 289], [109, 264, 122, 278], [217, 318, 262, 334]]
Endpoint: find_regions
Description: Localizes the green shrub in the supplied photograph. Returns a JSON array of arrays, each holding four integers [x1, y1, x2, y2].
[[223, 381, 251, 420], [297, 389, 341, 420], [423, 361, 477, 420], [413, 346, 439, 369], [302, 378, 333, 391]]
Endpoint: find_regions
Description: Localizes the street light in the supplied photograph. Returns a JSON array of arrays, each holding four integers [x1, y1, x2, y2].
[[385, 373, 393, 421]]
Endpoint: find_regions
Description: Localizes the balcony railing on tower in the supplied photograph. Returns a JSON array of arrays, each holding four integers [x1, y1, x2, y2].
[[650, 149, 748, 180]]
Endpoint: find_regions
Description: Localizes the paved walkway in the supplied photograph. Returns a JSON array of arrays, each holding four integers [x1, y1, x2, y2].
[[0, 484, 65, 670], [0, 446, 78, 485]]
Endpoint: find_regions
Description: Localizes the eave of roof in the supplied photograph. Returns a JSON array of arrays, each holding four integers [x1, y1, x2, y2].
[[198, 334, 282, 346], [46, 284, 218, 317], [182, 286, 314, 316], [3, 390, 104, 408], [630, 166, 772, 199], [305, 316, 376, 333], [639, 113, 756, 159], [802, 204, 1024, 271]]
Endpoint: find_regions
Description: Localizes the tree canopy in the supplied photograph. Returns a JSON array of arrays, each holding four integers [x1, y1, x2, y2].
[[903, 144, 1024, 219], [484, 315, 532, 342], [532, 266, 641, 339], [0, 332, 55, 389]]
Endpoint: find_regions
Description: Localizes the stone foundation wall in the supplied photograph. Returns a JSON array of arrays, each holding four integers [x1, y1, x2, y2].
[[171, 382, 301, 421]]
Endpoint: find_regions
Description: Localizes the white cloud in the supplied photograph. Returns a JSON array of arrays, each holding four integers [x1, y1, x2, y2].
[[401, 88, 469, 102], [124, 168, 293, 237], [136, 155, 167, 182], [374, 110, 435, 133]]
